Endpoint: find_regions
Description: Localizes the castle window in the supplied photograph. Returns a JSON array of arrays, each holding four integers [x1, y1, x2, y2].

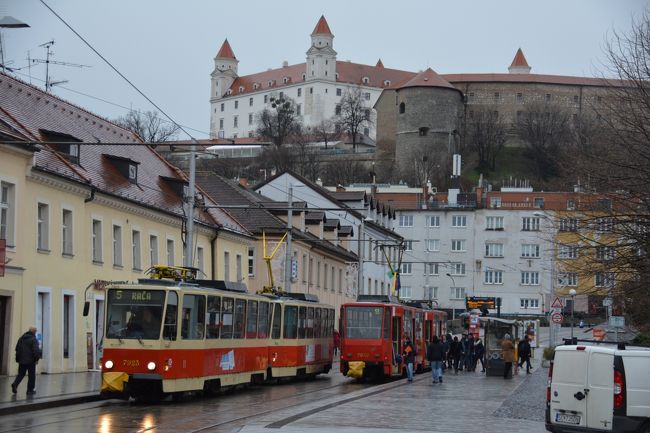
[[268, 80, 273, 87], [335, 105, 341, 115], [234, 100, 238, 109], [399, 102, 405, 114], [264, 95, 268, 103], [362, 76, 369, 84], [545, 93, 551, 102], [310, 87, 313, 94], [249, 97, 253, 106], [574, 95, 579, 104], [494, 92, 500, 99], [419, 127, 429, 136], [384, 80, 391, 87], [253, 83, 259, 90], [302, 73, 306, 80], [336, 88, 342, 96], [516, 93, 523, 103], [239, 86, 244, 93], [298, 88, 302, 97], [220, 103, 224, 112]]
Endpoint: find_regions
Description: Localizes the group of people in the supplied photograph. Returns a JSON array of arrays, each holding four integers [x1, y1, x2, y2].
[[402, 333, 486, 384], [501, 334, 533, 379]]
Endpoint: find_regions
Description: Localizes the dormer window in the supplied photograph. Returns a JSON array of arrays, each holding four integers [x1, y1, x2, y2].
[[239, 86, 245, 93], [362, 76, 369, 84], [268, 80, 273, 87], [283, 77, 289, 84], [105, 154, 140, 184], [253, 83, 259, 90], [302, 73, 306, 80], [335, 73, 339, 79], [226, 89, 232, 96], [39, 129, 81, 164], [384, 80, 391, 86]]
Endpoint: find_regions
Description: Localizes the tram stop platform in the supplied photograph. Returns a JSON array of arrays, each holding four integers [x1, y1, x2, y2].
[[0, 371, 101, 416]]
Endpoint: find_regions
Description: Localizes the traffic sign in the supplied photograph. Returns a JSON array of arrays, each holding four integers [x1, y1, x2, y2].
[[551, 312, 564, 324], [609, 316, 625, 328], [551, 297, 564, 309], [593, 329, 606, 340]]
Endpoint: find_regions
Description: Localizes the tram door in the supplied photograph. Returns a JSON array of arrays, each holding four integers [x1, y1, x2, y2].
[[391, 315, 401, 375]]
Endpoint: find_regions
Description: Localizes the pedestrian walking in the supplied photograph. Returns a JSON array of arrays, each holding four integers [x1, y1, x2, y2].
[[333, 329, 341, 355], [403, 337, 416, 382], [459, 334, 468, 371], [11, 326, 41, 395], [518, 335, 533, 374], [465, 334, 475, 371], [443, 334, 452, 369], [474, 338, 486, 373], [501, 333, 515, 379], [449, 336, 462, 374], [426, 336, 445, 383]]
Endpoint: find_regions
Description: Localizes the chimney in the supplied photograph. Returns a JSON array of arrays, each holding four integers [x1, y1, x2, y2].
[[282, 60, 288, 67], [336, 184, 346, 192]]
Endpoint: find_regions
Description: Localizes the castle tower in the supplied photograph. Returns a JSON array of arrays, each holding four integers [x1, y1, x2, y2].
[[306, 15, 337, 82], [211, 39, 239, 100], [508, 48, 531, 74]]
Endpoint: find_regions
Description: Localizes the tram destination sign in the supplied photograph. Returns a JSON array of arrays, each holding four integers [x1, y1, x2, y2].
[[466, 296, 496, 310], [108, 289, 166, 305]]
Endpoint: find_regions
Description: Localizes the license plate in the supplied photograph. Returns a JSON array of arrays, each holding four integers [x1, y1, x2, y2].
[[555, 413, 580, 425]]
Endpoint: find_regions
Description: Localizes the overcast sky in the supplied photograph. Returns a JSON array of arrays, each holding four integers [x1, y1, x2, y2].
[[1, 0, 647, 139]]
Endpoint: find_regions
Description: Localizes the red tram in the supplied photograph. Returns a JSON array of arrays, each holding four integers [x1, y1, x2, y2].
[[94, 267, 335, 401], [339, 295, 447, 380]]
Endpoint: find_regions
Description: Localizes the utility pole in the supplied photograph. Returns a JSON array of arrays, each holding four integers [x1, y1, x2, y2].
[[184, 142, 197, 268]]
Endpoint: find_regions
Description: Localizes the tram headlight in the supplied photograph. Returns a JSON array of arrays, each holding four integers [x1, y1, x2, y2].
[[147, 361, 156, 371], [104, 360, 114, 369]]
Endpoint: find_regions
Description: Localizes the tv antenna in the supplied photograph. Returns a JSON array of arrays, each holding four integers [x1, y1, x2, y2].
[[31, 40, 90, 92]]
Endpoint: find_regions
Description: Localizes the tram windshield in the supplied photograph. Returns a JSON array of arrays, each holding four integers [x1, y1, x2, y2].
[[345, 306, 384, 339], [106, 289, 165, 340]]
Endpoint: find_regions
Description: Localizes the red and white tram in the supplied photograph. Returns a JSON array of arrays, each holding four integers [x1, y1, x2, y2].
[[95, 267, 335, 401], [339, 295, 447, 380]]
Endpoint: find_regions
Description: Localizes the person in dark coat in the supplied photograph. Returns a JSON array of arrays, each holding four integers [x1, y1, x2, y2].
[[474, 338, 486, 372], [518, 335, 532, 374], [465, 334, 476, 371], [448, 336, 462, 374], [403, 337, 416, 382], [426, 336, 445, 383], [11, 327, 41, 395]]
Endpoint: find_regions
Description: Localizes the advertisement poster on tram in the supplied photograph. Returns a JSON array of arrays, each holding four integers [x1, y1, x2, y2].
[[522, 320, 539, 348]]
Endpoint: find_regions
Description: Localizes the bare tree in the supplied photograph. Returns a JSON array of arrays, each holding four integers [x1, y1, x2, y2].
[[516, 102, 570, 181], [255, 96, 302, 147], [336, 87, 372, 153], [312, 118, 341, 150], [321, 158, 367, 185], [466, 108, 507, 171], [114, 110, 179, 143]]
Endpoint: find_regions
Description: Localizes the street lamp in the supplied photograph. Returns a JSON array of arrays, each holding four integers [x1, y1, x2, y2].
[[569, 288, 577, 340], [0, 16, 30, 73], [446, 273, 457, 319]]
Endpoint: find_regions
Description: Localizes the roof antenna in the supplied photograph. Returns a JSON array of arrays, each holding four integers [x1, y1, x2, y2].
[[32, 40, 90, 92]]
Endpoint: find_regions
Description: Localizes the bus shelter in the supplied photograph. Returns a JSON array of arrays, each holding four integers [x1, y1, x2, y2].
[[480, 317, 521, 377]]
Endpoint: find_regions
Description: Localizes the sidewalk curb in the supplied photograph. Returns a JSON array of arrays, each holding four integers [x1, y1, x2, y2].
[[0, 393, 104, 416]]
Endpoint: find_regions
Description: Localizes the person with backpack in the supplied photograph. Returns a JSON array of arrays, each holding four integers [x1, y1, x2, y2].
[[426, 336, 445, 383], [518, 335, 532, 374], [11, 326, 42, 395]]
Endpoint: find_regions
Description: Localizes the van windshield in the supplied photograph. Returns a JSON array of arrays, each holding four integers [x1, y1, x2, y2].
[[345, 306, 384, 339], [106, 289, 165, 340]]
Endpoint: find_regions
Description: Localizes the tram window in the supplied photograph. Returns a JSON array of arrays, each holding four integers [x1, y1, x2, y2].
[[246, 300, 258, 338], [283, 306, 298, 339], [106, 289, 165, 340], [306, 307, 314, 338], [258, 301, 270, 339], [181, 294, 205, 340], [344, 306, 383, 339], [383, 308, 390, 339], [233, 299, 246, 339], [207, 296, 221, 339], [272, 303, 282, 339], [314, 308, 321, 338], [163, 291, 178, 340], [298, 307, 307, 339], [221, 297, 234, 339], [327, 309, 334, 337]]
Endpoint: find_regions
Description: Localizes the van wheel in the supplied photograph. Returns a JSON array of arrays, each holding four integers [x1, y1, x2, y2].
[[638, 421, 650, 433]]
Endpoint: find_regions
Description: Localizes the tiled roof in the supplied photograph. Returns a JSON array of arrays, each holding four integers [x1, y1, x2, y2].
[[399, 68, 458, 91], [442, 73, 618, 87], [216, 39, 236, 59], [510, 48, 530, 68], [0, 72, 234, 228], [312, 15, 333, 36]]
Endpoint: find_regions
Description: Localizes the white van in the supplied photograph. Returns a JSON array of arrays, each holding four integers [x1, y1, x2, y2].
[[546, 344, 650, 433]]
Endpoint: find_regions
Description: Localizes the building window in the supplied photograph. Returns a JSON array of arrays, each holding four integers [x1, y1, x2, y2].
[[534, 197, 544, 208], [364, 92, 371, 100], [450, 262, 466, 276], [132, 230, 141, 270], [558, 244, 578, 259], [195, 246, 204, 274], [452, 215, 467, 227], [427, 215, 440, 227], [166, 239, 174, 266], [37, 203, 49, 251], [248, 113, 253, 125], [399, 215, 413, 227], [486, 216, 504, 230], [426, 263, 439, 275], [418, 127, 429, 136], [149, 235, 158, 266], [236, 254, 242, 282], [233, 116, 238, 128], [63, 294, 73, 358], [401, 262, 412, 275], [310, 87, 313, 94], [317, 260, 321, 287], [92, 219, 102, 263], [112, 224, 122, 267], [468, 92, 475, 101], [567, 199, 576, 210], [545, 94, 551, 102], [297, 104, 301, 116], [336, 88, 342, 96], [450, 287, 465, 300], [249, 97, 253, 106], [62, 209, 73, 256], [494, 92, 500, 100], [335, 104, 341, 115], [559, 217, 578, 232], [596, 246, 615, 261], [264, 94, 268, 103], [403, 240, 413, 251], [595, 217, 614, 232], [595, 272, 615, 288], [558, 272, 578, 287], [297, 88, 302, 97], [522, 217, 540, 231], [426, 239, 440, 252], [224, 251, 230, 281], [485, 243, 504, 257], [574, 95, 579, 104], [219, 118, 224, 129], [520, 271, 540, 285], [234, 100, 239, 109], [484, 269, 503, 284], [0, 181, 16, 245], [489, 197, 502, 208], [426, 286, 439, 300], [451, 239, 466, 252], [220, 103, 224, 112], [516, 93, 523, 103], [521, 244, 540, 258], [400, 286, 412, 299], [248, 247, 255, 277], [399, 102, 405, 114], [520, 298, 539, 309]]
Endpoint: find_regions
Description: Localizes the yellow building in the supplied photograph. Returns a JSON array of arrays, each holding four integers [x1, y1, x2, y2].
[[0, 73, 252, 375]]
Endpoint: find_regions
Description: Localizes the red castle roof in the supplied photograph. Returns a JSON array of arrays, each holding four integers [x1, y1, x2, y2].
[[312, 15, 333, 35], [216, 39, 236, 59], [510, 48, 529, 68]]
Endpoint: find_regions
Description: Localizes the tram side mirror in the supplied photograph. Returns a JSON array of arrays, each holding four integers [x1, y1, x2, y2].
[[83, 301, 90, 317]]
